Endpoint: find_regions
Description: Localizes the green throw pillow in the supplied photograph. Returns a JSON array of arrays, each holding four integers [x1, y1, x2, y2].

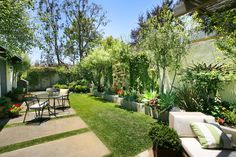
[[190, 122, 233, 149]]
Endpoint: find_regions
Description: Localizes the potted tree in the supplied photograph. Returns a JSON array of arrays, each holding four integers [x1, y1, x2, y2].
[[149, 123, 182, 157]]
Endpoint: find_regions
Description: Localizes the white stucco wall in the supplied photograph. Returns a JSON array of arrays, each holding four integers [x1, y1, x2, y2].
[[6, 64, 13, 92], [166, 39, 236, 103]]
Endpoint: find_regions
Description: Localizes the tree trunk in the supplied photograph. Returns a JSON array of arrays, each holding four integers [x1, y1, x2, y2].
[[170, 68, 177, 93], [160, 67, 166, 94]]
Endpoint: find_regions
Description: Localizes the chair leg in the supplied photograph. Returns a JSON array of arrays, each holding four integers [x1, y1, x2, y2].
[[48, 105, 50, 118], [67, 98, 70, 107], [23, 110, 28, 123]]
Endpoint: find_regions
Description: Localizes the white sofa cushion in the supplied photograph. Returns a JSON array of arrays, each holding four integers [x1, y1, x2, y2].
[[181, 138, 236, 157], [169, 112, 215, 137]]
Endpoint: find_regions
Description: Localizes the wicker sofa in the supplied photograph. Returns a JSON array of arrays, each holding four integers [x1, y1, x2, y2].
[[169, 112, 236, 157]]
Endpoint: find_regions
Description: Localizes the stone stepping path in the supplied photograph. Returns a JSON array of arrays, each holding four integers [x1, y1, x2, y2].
[[0, 116, 87, 147], [0, 132, 110, 157]]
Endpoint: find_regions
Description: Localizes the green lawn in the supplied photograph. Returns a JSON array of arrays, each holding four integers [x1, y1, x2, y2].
[[70, 94, 156, 157]]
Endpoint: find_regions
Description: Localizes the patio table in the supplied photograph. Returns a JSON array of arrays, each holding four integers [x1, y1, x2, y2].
[[39, 95, 63, 116]]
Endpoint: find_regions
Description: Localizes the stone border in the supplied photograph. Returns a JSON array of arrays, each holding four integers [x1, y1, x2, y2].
[[91, 90, 155, 117]]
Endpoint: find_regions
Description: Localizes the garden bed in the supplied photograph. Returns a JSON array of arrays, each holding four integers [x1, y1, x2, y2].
[[91, 90, 155, 117]]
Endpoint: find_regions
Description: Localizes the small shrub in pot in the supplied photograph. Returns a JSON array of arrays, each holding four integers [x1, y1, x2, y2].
[[149, 123, 182, 157]]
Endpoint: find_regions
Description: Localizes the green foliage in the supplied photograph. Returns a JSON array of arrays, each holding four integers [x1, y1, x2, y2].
[[37, 0, 62, 65], [53, 84, 68, 90], [149, 123, 182, 152], [159, 92, 176, 112], [142, 90, 158, 102], [63, 0, 108, 63], [199, 8, 236, 64], [181, 63, 233, 105], [179, 63, 234, 115], [0, 0, 35, 56], [175, 85, 203, 112], [74, 85, 89, 93], [223, 111, 236, 126], [25, 67, 58, 88], [123, 89, 139, 102], [140, 5, 190, 93], [57, 66, 77, 84], [53, 79, 89, 93], [0, 97, 12, 116], [12, 53, 31, 78], [129, 52, 153, 93]]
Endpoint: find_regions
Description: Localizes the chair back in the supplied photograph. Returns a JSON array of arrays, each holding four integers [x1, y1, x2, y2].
[[23, 94, 39, 109], [59, 89, 69, 96]]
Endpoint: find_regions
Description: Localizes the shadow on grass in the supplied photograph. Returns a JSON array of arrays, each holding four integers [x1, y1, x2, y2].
[[88, 94, 138, 114], [88, 95, 112, 103]]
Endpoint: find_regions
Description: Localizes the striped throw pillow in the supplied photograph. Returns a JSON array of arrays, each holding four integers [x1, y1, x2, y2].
[[190, 122, 233, 149]]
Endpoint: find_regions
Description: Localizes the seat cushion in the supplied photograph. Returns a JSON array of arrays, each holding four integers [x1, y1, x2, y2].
[[30, 102, 47, 109], [181, 138, 236, 157]]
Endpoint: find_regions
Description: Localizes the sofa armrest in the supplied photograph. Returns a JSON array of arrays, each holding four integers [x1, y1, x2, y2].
[[221, 126, 236, 145]]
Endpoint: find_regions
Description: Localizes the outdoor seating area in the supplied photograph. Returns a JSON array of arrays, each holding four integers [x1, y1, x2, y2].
[[169, 112, 236, 157]]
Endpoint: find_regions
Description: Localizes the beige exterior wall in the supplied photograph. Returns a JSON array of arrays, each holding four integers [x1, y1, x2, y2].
[[166, 39, 236, 103]]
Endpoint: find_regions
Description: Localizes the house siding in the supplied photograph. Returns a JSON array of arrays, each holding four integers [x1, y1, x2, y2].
[[0, 58, 7, 97]]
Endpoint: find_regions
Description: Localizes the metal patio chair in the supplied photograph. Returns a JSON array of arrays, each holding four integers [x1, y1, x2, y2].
[[23, 94, 50, 123]]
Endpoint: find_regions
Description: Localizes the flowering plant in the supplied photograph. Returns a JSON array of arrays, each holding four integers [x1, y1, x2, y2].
[[217, 117, 225, 125], [149, 98, 158, 107], [9, 104, 22, 117], [117, 89, 124, 96]]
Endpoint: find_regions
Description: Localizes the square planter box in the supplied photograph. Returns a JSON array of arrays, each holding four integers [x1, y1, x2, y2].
[[145, 106, 158, 118], [103, 94, 118, 102], [136, 103, 145, 114], [116, 97, 124, 106]]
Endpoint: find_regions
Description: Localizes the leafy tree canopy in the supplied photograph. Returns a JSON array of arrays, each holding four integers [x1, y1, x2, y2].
[[199, 7, 236, 63], [0, 0, 35, 57]]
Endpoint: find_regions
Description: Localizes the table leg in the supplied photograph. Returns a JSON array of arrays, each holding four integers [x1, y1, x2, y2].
[[53, 98, 56, 116]]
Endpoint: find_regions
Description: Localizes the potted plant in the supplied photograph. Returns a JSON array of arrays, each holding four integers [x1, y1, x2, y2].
[[158, 92, 176, 122], [149, 123, 182, 157], [142, 90, 159, 118], [0, 97, 12, 118]]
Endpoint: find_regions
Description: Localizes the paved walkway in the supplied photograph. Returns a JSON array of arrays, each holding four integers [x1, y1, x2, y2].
[[0, 99, 110, 157], [0, 116, 87, 147], [0, 132, 110, 157]]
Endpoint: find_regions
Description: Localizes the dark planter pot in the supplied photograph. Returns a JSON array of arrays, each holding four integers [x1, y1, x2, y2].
[[153, 146, 179, 157]]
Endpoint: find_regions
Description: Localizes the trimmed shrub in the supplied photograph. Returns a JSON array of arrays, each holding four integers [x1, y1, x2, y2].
[[149, 123, 182, 152], [74, 85, 89, 93]]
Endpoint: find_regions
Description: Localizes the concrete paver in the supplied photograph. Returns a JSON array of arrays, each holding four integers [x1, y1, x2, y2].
[[0, 116, 87, 147], [0, 132, 110, 157]]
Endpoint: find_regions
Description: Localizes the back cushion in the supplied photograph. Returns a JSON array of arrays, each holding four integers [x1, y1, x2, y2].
[[169, 112, 215, 137], [60, 89, 69, 95]]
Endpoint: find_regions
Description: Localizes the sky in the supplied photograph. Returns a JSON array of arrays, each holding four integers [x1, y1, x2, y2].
[[30, 0, 165, 64]]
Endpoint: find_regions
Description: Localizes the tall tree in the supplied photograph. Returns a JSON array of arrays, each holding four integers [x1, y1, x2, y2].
[[38, 0, 63, 65], [63, 0, 108, 63], [140, 5, 190, 94], [0, 0, 35, 56], [131, 0, 173, 45]]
